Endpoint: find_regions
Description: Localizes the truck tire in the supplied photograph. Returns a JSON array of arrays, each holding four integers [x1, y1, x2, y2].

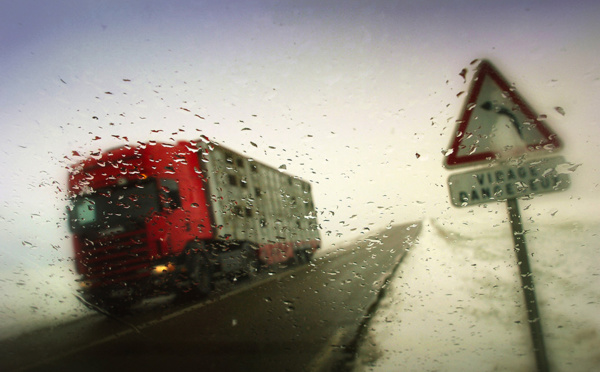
[[186, 246, 213, 297], [293, 249, 305, 264], [242, 243, 259, 278], [304, 249, 314, 262], [294, 249, 311, 264]]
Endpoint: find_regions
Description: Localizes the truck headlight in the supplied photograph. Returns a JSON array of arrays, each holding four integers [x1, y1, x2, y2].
[[151, 262, 175, 275], [79, 280, 93, 289]]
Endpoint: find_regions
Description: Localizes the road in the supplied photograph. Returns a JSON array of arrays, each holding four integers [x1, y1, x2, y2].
[[1, 222, 421, 372]]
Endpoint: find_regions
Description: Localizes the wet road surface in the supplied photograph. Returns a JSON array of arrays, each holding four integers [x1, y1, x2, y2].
[[2, 222, 421, 372]]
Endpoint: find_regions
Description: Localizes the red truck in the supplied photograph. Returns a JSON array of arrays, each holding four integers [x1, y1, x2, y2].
[[67, 138, 320, 310]]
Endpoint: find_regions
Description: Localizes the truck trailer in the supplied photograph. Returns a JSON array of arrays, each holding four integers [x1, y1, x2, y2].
[[67, 138, 320, 309]]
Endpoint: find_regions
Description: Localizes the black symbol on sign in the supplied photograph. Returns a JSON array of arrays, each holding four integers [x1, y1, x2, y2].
[[481, 101, 524, 140]]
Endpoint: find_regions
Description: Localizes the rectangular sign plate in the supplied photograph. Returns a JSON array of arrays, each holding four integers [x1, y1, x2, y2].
[[448, 156, 571, 207]]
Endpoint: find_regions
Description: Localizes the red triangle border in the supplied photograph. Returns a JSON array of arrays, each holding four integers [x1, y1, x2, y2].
[[444, 60, 562, 168]]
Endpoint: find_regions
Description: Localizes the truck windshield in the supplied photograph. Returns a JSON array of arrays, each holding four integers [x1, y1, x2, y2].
[[69, 179, 160, 233]]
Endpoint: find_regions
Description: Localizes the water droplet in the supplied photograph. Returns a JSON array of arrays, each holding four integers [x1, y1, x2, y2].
[[459, 68, 467, 82]]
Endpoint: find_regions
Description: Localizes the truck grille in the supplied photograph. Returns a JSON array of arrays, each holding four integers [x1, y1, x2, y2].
[[79, 229, 152, 285]]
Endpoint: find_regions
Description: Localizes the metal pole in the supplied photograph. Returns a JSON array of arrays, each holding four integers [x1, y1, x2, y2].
[[506, 197, 550, 372]]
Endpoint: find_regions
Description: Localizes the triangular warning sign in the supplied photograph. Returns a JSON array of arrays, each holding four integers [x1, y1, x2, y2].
[[444, 60, 562, 168]]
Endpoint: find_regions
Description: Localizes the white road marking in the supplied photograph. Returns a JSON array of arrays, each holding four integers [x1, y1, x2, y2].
[[307, 327, 349, 372]]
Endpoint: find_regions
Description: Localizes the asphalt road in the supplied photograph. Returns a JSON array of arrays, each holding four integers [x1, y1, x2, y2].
[[2, 222, 421, 372]]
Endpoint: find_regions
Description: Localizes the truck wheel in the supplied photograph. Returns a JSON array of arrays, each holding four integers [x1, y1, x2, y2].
[[187, 252, 213, 296], [303, 249, 313, 263], [242, 243, 259, 278], [293, 250, 305, 264]]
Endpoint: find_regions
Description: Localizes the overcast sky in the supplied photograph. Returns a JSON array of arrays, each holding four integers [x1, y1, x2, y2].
[[1, 0, 599, 274]]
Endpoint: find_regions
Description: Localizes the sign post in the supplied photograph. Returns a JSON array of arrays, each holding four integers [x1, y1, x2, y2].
[[506, 197, 549, 372], [443, 60, 571, 372]]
